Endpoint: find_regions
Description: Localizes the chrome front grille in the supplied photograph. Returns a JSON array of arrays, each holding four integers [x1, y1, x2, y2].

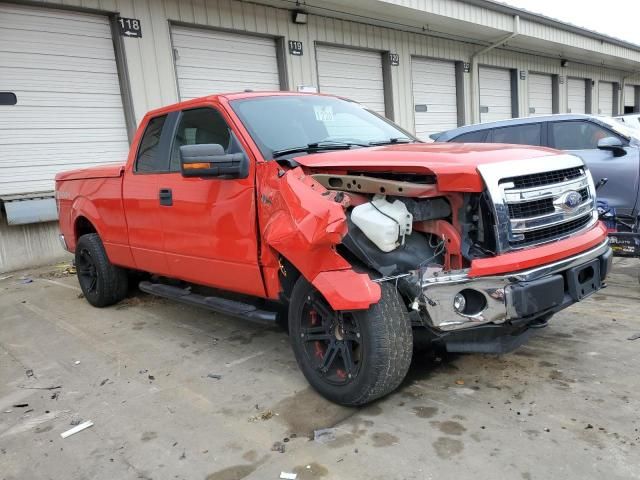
[[477, 155, 599, 253]]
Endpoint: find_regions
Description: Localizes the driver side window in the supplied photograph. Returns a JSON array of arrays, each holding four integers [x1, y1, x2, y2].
[[549, 121, 618, 150], [169, 108, 232, 172]]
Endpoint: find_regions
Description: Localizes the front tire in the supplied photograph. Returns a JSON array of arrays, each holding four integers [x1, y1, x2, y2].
[[75, 233, 128, 307], [289, 277, 412, 406]]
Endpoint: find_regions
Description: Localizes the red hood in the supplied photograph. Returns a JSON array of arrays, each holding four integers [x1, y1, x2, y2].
[[55, 164, 124, 182], [294, 143, 560, 192]]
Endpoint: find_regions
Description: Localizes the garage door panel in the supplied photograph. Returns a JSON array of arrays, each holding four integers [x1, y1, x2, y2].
[[567, 78, 586, 114], [0, 107, 128, 129], [624, 85, 635, 108], [13, 91, 126, 108], [0, 3, 129, 196], [528, 73, 553, 116], [1, 143, 129, 167], [0, 129, 129, 146], [316, 45, 386, 115], [599, 81, 614, 116], [479, 66, 513, 123], [4, 69, 122, 95], [0, 7, 113, 38], [172, 25, 280, 100], [411, 57, 458, 140], [1, 53, 120, 75]]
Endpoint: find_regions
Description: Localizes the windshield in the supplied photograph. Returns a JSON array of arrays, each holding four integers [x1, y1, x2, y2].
[[230, 95, 416, 159]]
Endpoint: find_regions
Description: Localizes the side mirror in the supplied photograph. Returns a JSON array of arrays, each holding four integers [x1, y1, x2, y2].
[[180, 143, 249, 178], [597, 136, 627, 157]]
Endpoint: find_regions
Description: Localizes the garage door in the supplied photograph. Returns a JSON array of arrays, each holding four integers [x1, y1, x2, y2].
[[624, 84, 636, 112], [0, 3, 130, 196], [598, 81, 614, 116], [528, 73, 553, 116], [567, 78, 586, 114], [411, 57, 458, 140], [479, 66, 512, 123], [171, 26, 281, 100], [316, 45, 386, 115]]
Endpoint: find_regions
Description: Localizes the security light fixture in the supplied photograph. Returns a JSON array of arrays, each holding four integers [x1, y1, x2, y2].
[[292, 10, 308, 24], [561, 59, 569, 67]]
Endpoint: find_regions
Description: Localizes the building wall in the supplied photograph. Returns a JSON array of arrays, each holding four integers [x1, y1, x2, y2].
[[3, 0, 640, 272], [19, 0, 640, 130]]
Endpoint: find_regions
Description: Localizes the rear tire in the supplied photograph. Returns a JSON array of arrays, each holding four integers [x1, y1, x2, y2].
[[75, 233, 128, 307], [289, 277, 412, 406]]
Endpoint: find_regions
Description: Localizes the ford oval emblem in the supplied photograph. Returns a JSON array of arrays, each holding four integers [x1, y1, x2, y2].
[[556, 190, 582, 211]]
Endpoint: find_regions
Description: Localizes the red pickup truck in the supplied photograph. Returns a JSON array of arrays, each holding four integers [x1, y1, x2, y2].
[[56, 92, 612, 406]]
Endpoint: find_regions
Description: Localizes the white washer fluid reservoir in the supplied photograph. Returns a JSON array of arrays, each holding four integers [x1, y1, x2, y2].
[[350, 195, 413, 252]]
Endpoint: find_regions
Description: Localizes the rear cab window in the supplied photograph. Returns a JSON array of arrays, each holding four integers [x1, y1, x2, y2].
[[135, 115, 169, 173]]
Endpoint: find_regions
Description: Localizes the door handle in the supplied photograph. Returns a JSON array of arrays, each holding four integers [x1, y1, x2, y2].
[[159, 188, 173, 206]]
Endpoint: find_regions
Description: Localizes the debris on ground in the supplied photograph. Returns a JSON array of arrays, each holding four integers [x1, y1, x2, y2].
[[70, 416, 83, 426], [248, 410, 275, 422], [179, 451, 186, 460], [455, 379, 465, 385], [12, 404, 29, 408], [271, 441, 286, 453], [20, 277, 33, 284], [25, 369, 34, 378], [74, 361, 81, 365], [585, 423, 594, 429], [100, 379, 109, 386], [280, 473, 297, 480], [51, 392, 59, 400], [313, 428, 337, 444], [148, 375, 155, 381], [18, 385, 62, 391], [628, 333, 640, 341], [0, 274, 14, 281], [60, 420, 93, 438], [207, 373, 222, 380]]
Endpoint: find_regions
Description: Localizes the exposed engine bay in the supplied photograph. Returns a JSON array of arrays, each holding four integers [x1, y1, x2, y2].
[[310, 171, 497, 327]]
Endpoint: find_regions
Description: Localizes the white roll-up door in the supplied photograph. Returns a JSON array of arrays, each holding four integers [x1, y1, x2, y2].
[[624, 85, 635, 109], [316, 45, 386, 115], [411, 57, 458, 140], [598, 81, 614, 116], [0, 3, 130, 196], [528, 73, 553, 116], [567, 78, 586, 114], [171, 26, 281, 100], [479, 66, 512, 123]]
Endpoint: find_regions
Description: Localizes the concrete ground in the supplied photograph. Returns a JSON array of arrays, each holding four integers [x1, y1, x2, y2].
[[1, 259, 638, 480]]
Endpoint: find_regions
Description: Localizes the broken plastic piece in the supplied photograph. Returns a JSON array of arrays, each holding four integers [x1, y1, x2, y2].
[[60, 420, 93, 438], [280, 473, 297, 480], [313, 428, 337, 444]]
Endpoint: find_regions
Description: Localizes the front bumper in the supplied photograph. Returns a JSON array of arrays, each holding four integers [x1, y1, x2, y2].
[[421, 239, 612, 332]]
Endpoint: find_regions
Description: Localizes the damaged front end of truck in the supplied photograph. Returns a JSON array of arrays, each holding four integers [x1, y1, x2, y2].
[[258, 148, 612, 355]]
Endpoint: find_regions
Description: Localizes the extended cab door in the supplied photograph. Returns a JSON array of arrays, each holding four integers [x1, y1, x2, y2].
[[548, 120, 640, 216], [157, 106, 265, 297], [122, 113, 176, 276]]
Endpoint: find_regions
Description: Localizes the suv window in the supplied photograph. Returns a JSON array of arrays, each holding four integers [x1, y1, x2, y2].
[[549, 121, 618, 150], [170, 108, 232, 171], [489, 124, 542, 146], [136, 115, 168, 172], [450, 130, 489, 142]]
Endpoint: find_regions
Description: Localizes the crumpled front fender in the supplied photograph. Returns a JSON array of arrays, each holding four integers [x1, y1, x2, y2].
[[259, 164, 381, 310]]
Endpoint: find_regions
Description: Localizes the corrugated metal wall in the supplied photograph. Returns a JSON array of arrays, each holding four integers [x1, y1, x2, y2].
[[18, 0, 640, 133], [3, 0, 640, 272]]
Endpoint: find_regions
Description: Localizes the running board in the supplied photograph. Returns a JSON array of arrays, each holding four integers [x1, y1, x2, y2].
[[138, 281, 277, 322]]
